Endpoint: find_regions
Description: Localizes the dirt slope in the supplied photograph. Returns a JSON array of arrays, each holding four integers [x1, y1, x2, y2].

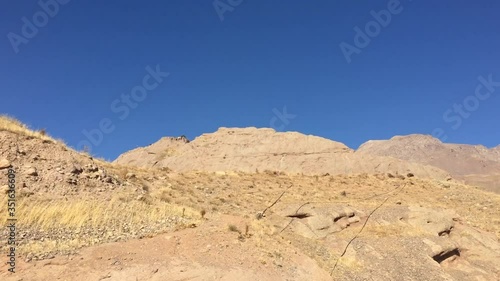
[[0, 116, 199, 259], [357, 134, 500, 192], [2, 117, 500, 281], [2, 169, 500, 281], [1, 215, 333, 281], [114, 127, 450, 180]]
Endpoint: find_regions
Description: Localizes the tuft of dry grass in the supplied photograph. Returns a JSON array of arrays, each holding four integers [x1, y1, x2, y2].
[[152, 186, 174, 203], [228, 224, 240, 233], [115, 166, 130, 179]]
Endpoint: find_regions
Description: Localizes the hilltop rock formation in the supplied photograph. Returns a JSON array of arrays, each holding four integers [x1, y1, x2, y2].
[[115, 129, 500, 192], [115, 127, 450, 180]]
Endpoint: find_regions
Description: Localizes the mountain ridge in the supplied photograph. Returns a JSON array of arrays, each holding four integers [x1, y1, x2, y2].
[[115, 128, 500, 193]]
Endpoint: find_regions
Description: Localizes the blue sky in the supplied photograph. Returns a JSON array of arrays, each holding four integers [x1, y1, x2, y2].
[[1, 0, 499, 160]]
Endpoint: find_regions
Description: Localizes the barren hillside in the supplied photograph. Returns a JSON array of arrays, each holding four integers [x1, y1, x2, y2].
[[115, 127, 450, 180], [115, 129, 500, 193], [1, 117, 500, 281], [356, 134, 500, 193]]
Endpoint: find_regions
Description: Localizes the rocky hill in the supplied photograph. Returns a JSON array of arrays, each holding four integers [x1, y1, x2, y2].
[[0, 116, 199, 260], [356, 134, 500, 193], [115, 129, 500, 193], [2, 117, 500, 281], [114, 127, 450, 180]]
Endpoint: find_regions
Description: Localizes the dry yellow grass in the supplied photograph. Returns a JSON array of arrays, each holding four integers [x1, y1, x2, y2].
[[0, 195, 199, 230], [335, 250, 363, 271], [0, 115, 56, 142], [21, 238, 88, 256], [0, 192, 200, 255], [0, 115, 97, 157]]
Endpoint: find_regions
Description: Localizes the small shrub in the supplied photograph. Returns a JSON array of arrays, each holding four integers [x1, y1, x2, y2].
[[160, 167, 172, 173], [228, 224, 240, 233], [158, 191, 171, 203], [264, 170, 278, 176]]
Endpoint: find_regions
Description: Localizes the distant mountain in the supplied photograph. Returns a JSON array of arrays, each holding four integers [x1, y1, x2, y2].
[[356, 134, 500, 193], [115, 129, 500, 193], [114, 127, 449, 181]]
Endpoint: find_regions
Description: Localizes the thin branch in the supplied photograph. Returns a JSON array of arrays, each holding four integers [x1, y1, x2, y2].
[[330, 183, 407, 276], [259, 184, 293, 218]]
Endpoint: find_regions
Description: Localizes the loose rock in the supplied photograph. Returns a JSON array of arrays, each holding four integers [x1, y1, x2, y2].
[[26, 167, 38, 176], [71, 164, 83, 175], [0, 158, 10, 169]]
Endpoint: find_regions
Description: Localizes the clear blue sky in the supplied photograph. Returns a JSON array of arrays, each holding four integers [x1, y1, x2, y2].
[[1, 0, 499, 160]]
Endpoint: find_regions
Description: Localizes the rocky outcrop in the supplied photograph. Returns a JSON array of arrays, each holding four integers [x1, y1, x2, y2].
[[0, 158, 10, 169], [115, 128, 450, 180]]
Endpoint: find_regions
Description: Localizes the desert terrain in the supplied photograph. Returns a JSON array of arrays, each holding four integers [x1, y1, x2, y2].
[[1, 116, 499, 280]]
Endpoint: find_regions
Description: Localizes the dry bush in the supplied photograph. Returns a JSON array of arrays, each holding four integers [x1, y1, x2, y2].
[[264, 170, 278, 176], [154, 188, 172, 203], [228, 224, 240, 233], [140, 179, 153, 193], [115, 166, 129, 179], [160, 166, 172, 173]]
